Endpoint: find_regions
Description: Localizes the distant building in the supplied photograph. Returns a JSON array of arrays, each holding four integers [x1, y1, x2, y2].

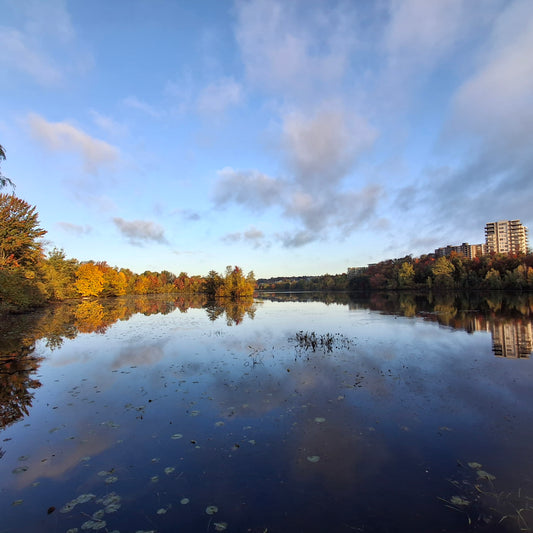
[[434, 242, 486, 259], [485, 220, 529, 255]]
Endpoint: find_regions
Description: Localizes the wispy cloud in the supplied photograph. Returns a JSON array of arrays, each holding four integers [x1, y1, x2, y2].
[[235, 0, 357, 99], [282, 105, 377, 189], [197, 77, 243, 114], [28, 113, 119, 174], [213, 168, 285, 212], [222, 227, 268, 249], [113, 217, 168, 246], [89, 110, 128, 137], [123, 96, 162, 118], [0, 0, 92, 86], [56, 222, 92, 235]]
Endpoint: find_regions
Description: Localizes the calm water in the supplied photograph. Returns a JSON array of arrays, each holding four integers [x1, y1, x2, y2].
[[1, 292, 533, 533]]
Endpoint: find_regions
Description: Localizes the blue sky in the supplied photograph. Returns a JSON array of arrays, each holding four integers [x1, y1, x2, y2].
[[1, 0, 532, 278]]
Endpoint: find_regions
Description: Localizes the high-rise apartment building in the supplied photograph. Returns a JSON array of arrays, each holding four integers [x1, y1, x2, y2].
[[485, 220, 529, 255]]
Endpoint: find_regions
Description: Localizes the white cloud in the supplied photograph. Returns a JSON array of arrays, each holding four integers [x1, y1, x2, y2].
[[384, 0, 472, 68], [222, 226, 267, 249], [113, 218, 168, 246], [56, 222, 92, 235], [197, 77, 243, 114], [0, 27, 62, 86], [28, 113, 119, 174], [213, 167, 285, 211], [451, 0, 533, 147], [235, 0, 357, 99], [0, 0, 92, 86], [282, 106, 377, 188]]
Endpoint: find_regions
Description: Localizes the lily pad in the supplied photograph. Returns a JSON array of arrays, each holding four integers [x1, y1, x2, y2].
[[450, 496, 470, 506], [476, 470, 496, 481]]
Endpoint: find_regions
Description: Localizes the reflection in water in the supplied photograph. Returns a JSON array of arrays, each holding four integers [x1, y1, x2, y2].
[[344, 291, 533, 359], [1, 291, 533, 532], [0, 296, 257, 430], [492, 321, 533, 358]]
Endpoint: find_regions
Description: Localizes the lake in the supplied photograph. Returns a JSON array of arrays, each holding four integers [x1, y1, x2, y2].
[[1, 292, 533, 533]]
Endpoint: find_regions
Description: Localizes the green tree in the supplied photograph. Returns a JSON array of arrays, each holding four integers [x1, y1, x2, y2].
[[42, 248, 79, 300], [0, 194, 46, 267], [431, 256, 455, 289]]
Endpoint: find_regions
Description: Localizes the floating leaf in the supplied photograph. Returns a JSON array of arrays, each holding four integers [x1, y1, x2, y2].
[[12, 499, 23, 506], [190, 410, 200, 417], [156, 508, 167, 515], [214, 522, 228, 531], [105, 476, 118, 484], [206, 505, 219, 515], [151, 475, 159, 483], [12, 466, 29, 474], [476, 470, 496, 481], [248, 440, 256, 445], [76, 494, 96, 504], [468, 462, 482, 469], [314, 417, 326, 423], [215, 421, 225, 427], [307, 456, 320, 463], [164, 467, 175, 475], [18, 455, 29, 461], [92, 510, 105, 520], [450, 496, 470, 506], [180, 498, 190, 505], [171, 434, 183, 440]]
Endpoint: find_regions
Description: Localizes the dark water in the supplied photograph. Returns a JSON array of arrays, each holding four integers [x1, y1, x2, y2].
[[1, 292, 533, 533]]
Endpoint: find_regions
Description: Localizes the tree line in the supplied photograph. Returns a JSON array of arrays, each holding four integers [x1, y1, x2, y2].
[[0, 193, 255, 312], [257, 252, 533, 293], [348, 253, 533, 291]]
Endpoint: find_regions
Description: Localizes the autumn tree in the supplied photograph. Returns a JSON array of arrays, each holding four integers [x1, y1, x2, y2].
[[75, 262, 105, 297], [398, 261, 415, 288], [215, 266, 256, 299]]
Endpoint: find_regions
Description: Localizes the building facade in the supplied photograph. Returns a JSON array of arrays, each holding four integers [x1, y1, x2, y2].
[[485, 220, 529, 255]]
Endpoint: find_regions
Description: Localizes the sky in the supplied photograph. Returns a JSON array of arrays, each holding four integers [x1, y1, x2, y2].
[[1, 0, 532, 278]]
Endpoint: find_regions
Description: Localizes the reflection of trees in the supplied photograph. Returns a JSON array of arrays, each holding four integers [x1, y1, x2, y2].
[[0, 353, 42, 429], [204, 298, 256, 325], [0, 294, 258, 430]]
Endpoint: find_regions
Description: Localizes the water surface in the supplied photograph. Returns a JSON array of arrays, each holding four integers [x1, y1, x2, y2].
[[1, 292, 533, 532]]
